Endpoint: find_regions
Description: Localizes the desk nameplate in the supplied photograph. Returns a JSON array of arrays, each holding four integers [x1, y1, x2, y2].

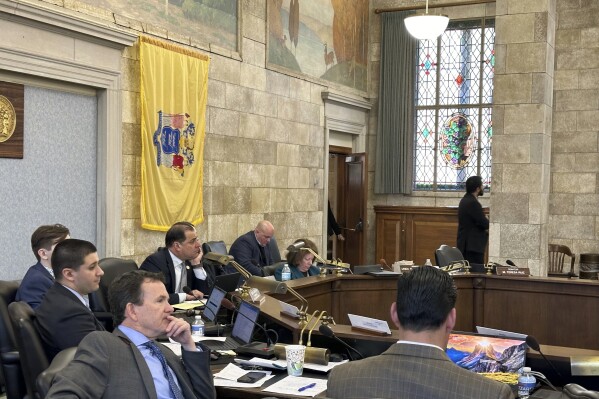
[[495, 266, 531, 277]]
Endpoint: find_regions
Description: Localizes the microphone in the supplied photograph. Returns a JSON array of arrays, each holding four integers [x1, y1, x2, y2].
[[379, 258, 393, 271], [506, 260, 518, 268], [318, 324, 364, 361], [526, 335, 564, 385], [183, 286, 202, 301]]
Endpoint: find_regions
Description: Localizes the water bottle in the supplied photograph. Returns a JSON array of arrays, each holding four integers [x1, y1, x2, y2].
[[518, 367, 536, 399], [424, 259, 433, 266], [281, 263, 291, 281], [191, 315, 204, 337]]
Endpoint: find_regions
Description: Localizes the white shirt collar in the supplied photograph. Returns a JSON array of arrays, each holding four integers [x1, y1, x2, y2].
[[397, 340, 444, 352], [168, 249, 184, 268], [61, 284, 90, 308]]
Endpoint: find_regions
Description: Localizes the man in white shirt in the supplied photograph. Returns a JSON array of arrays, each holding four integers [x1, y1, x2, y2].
[[327, 266, 514, 399], [140, 221, 213, 304]]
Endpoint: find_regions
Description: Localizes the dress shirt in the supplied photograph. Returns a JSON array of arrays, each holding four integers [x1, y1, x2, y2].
[[118, 325, 183, 399], [397, 340, 444, 352], [62, 284, 91, 309], [44, 265, 55, 278], [168, 251, 209, 302]]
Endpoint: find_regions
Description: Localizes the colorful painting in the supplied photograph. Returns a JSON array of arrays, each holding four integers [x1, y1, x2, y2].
[[267, 0, 369, 92], [76, 0, 238, 51]]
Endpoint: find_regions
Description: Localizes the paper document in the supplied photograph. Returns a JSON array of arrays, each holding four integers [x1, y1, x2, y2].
[[213, 363, 274, 388], [235, 357, 348, 372], [348, 313, 391, 334], [279, 300, 300, 318], [263, 376, 327, 397], [172, 299, 206, 310]]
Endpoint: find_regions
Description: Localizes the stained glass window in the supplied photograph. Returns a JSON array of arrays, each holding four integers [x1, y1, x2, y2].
[[413, 18, 495, 191]]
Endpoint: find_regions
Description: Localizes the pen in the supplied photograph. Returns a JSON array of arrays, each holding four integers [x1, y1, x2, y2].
[[298, 382, 316, 392]]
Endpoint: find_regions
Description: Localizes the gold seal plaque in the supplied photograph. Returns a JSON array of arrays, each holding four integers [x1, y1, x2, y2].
[[0, 95, 16, 143]]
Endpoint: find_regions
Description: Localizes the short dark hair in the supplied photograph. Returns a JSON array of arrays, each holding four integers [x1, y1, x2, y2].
[[395, 266, 457, 332], [165, 221, 195, 247], [31, 224, 70, 261], [108, 270, 165, 326], [286, 238, 319, 266], [51, 239, 97, 281], [465, 175, 483, 194]]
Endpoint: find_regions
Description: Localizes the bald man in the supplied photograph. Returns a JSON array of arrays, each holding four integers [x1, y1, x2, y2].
[[228, 221, 276, 276]]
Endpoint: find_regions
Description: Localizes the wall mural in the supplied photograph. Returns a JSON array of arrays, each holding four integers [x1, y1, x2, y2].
[[77, 0, 238, 51], [268, 0, 369, 92]]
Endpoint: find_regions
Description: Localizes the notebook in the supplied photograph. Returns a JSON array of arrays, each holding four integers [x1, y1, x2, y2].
[[202, 300, 260, 351], [213, 272, 243, 294], [202, 286, 226, 323], [446, 332, 527, 386]]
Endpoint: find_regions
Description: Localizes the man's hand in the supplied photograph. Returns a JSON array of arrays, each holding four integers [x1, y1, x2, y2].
[[337, 234, 345, 241], [190, 247, 203, 267], [165, 315, 197, 352], [185, 289, 204, 301]]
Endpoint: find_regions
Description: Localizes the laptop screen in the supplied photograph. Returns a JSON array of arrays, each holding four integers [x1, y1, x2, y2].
[[231, 300, 259, 345], [447, 332, 527, 383], [203, 286, 226, 323]]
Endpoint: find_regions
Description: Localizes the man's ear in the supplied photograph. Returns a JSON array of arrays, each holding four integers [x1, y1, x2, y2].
[[38, 248, 50, 261], [390, 302, 401, 329], [61, 267, 75, 282], [125, 302, 137, 321], [445, 308, 457, 333]]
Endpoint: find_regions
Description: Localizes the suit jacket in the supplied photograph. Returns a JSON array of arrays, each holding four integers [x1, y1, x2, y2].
[[16, 261, 53, 309], [457, 193, 489, 256], [327, 343, 514, 399], [35, 282, 106, 361], [274, 264, 320, 281], [140, 247, 219, 304], [227, 231, 273, 276], [46, 328, 216, 399]]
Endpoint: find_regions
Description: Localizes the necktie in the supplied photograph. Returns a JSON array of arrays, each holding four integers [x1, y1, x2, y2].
[[143, 341, 185, 399]]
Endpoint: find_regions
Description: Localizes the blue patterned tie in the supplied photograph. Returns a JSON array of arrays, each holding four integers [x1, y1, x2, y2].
[[143, 341, 185, 399]]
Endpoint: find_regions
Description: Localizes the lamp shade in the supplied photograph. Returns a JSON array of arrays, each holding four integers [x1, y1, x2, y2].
[[404, 13, 449, 40]]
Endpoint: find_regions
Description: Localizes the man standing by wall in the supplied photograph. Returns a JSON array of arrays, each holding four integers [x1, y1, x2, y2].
[[457, 175, 489, 265]]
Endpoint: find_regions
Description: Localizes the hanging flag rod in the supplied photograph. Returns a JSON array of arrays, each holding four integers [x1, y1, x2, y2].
[[375, 0, 496, 14]]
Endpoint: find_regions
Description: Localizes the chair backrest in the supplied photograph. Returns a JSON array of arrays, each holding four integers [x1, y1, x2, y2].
[[36, 346, 77, 398], [262, 262, 285, 277], [0, 281, 26, 399], [435, 245, 465, 267], [548, 244, 575, 274], [97, 257, 138, 312], [202, 240, 228, 255], [8, 301, 49, 399], [563, 383, 599, 399]]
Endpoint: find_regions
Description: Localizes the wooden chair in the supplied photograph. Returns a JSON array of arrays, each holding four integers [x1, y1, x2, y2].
[[548, 244, 575, 276]]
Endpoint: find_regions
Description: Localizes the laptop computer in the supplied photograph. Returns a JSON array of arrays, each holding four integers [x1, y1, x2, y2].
[[476, 326, 528, 340], [446, 331, 528, 387], [202, 300, 260, 351], [213, 272, 243, 294], [202, 286, 226, 323]]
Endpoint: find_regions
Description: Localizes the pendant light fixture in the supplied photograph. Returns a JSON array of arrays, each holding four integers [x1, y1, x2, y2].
[[404, 0, 449, 40]]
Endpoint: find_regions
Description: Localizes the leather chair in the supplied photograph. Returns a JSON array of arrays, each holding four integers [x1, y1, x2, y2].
[[548, 244, 575, 277], [202, 240, 228, 256], [8, 301, 49, 399], [0, 281, 26, 399], [97, 257, 138, 312], [36, 346, 77, 398], [563, 383, 599, 399], [435, 245, 465, 267]]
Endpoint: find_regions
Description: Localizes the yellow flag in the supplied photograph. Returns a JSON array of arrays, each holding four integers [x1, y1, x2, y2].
[[139, 36, 209, 231]]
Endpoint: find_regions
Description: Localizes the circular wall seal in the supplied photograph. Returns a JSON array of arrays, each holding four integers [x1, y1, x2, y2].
[[439, 113, 476, 169], [0, 95, 17, 143]]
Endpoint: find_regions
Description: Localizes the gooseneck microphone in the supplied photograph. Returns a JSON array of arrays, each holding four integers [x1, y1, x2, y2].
[[319, 324, 364, 361], [183, 286, 202, 301], [526, 335, 563, 386], [506, 260, 518, 268]]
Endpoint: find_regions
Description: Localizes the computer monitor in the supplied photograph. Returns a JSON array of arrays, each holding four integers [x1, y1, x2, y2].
[[202, 286, 226, 323], [447, 332, 527, 384], [231, 300, 260, 345]]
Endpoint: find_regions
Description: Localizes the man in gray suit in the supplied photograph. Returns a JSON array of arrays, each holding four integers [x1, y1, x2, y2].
[[327, 266, 514, 399], [46, 270, 215, 399]]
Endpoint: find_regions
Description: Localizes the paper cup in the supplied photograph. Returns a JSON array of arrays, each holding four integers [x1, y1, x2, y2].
[[285, 344, 306, 376]]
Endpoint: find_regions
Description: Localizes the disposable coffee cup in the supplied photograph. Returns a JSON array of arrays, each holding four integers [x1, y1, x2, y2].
[[285, 344, 306, 376]]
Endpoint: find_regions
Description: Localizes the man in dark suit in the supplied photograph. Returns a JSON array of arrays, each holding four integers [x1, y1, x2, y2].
[[457, 175, 489, 265], [228, 220, 275, 276], [327, 266, 514, 399], [16, 224, 70, 309], [46, 270, 216, 399], [140, 222, 217, 305], [35, 239, 106, 360]]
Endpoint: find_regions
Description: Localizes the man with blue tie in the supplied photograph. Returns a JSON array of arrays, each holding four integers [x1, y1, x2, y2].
[[35, 238, 106, 360], [46, 270, 215, 399], [16, 224, 70, 308]]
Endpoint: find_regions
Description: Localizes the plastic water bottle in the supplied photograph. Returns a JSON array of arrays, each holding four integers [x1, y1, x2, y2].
[[281, 263, 291, 281], [518, 367, 536, 399], [191, 316, 204, 337], [424, 259, 433, 266]]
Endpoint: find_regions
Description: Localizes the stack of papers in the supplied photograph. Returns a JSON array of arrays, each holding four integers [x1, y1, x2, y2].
[[213, 363, 274, 388], [263, 376, 327, 397], [234, 357, 348, 372], [172, 299, 206, 310]]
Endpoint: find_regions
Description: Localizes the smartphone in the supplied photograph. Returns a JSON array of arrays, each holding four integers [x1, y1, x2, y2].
[[236, 371, 266, 383]]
